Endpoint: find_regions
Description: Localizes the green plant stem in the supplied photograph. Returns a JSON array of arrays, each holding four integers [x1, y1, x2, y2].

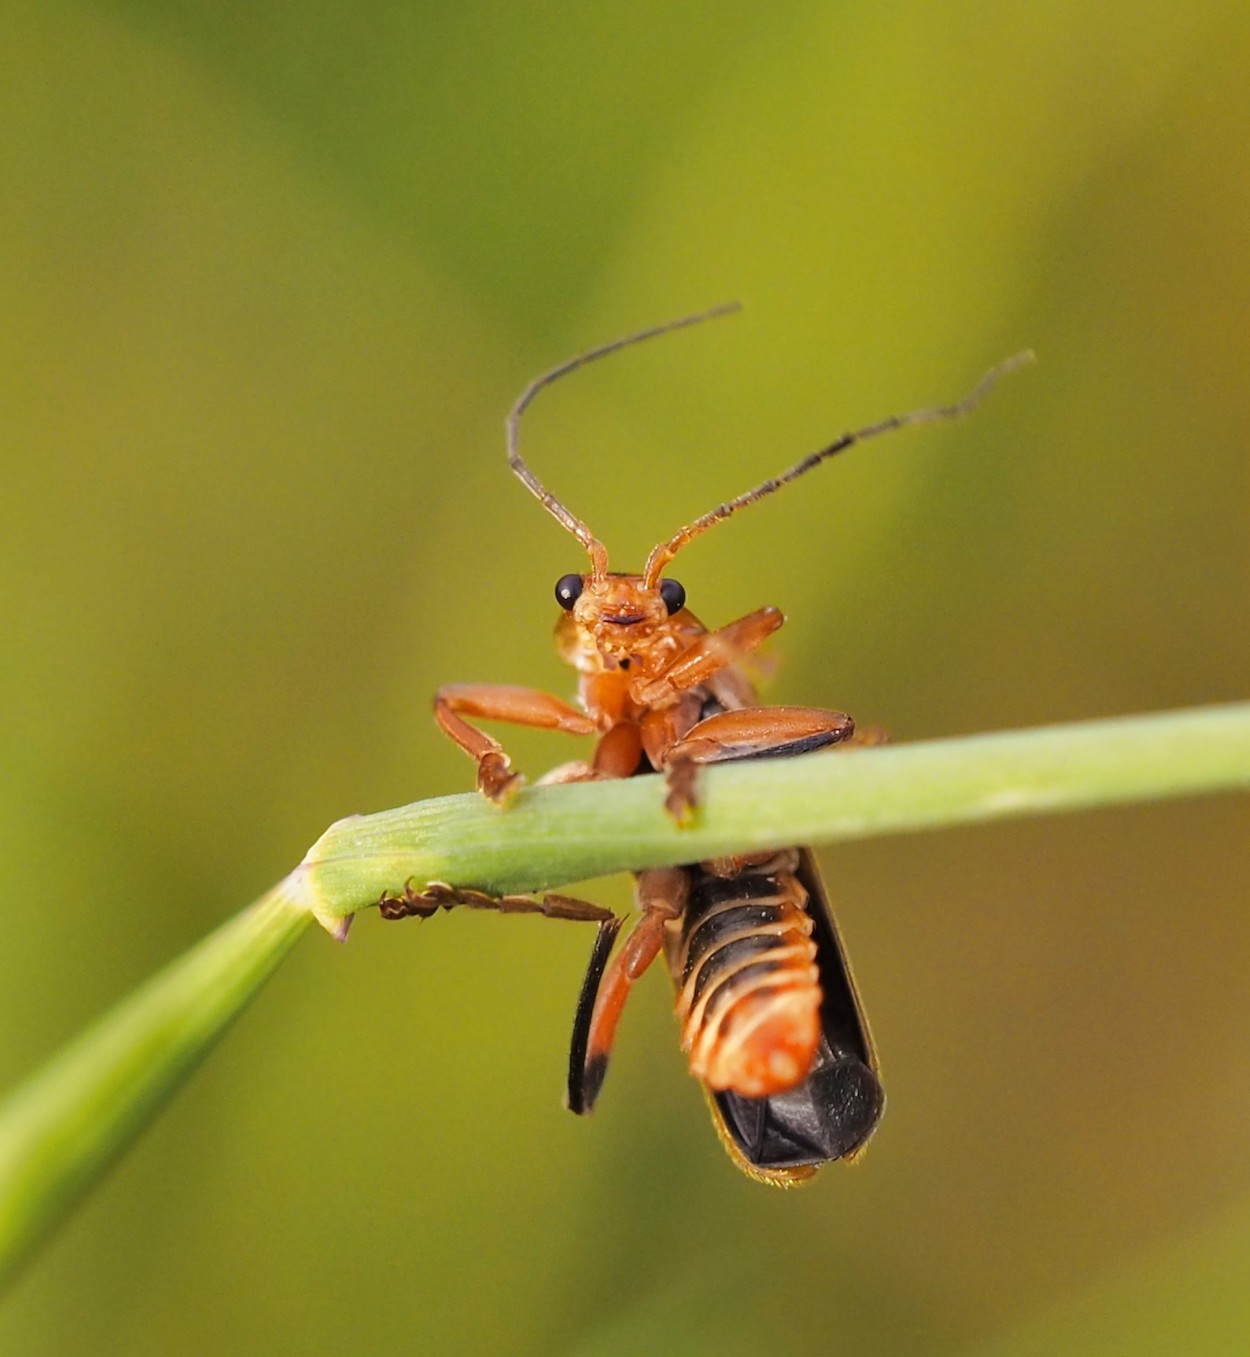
[[303, 701, 1250, 925], [0, 881, 310, 1290], [0, 699, 1247, 1289]]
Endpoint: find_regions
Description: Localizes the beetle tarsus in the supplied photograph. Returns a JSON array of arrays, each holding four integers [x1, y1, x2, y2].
[[478, 753, 524, 803], [377, 881, 441, 920], [663, 759, 700, 825], [379, 879, 616, 929]]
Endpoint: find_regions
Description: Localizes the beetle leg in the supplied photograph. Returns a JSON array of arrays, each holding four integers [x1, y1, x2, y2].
[[652, 706, 856, 822], [534, 759, 600, 786], [633, 606, 785, 706], [435, 684, 597, 803], [382, 881, 624, 1104], [566, 867, 688, 1114], [567, 911, 667, 1113], [667, 705, 855, 764], [633, 698, 701, 824], [536, 720, 645, 787], [377, 878, 617, 925]]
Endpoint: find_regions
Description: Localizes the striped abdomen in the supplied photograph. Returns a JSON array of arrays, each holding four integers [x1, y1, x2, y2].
[[670, 851, 823, 1098]]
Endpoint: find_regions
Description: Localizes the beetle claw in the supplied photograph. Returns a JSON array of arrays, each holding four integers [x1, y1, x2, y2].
[[663, 760, 699, 826], [478, 754, 524, 804]]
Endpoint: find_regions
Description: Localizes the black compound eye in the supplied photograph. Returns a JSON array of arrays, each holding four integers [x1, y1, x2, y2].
[[554, 573, 584, 611], [659, 578, 686, 615]]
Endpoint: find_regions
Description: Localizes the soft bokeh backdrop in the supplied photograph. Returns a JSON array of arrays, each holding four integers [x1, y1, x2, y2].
[[2, 3, 1248, 1353]]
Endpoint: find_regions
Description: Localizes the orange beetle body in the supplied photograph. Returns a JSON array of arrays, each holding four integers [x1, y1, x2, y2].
[[382, 306, 1028, 1183]]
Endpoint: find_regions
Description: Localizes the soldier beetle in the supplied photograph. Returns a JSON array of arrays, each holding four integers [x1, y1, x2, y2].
[[382, 305, 1029, 1183]]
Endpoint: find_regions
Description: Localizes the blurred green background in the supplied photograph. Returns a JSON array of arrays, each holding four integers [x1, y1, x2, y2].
[[2, 3, 1249, 1353]]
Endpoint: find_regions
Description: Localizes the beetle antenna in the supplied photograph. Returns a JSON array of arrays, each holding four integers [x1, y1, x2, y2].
[[507, 301, 744, 578], [644, 349, 1035, 585]]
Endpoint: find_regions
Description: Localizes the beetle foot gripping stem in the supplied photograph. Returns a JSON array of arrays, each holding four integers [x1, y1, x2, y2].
[[477, 752, 525, 804], [377, 881, 445, 920], [377, 879, 618, 928], [663, 760, 700, 825]]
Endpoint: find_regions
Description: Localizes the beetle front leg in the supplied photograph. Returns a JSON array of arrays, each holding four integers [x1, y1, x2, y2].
[[646, 705, 856, 821], [435, 684, 597, 803], [668, 705, 855, 763], [633, 606, 785, 707]]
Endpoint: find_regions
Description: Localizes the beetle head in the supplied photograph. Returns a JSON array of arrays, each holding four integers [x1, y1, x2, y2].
[[553, 571, 687, 662]]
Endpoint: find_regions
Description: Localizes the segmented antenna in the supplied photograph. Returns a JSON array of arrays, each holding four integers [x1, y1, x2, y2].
[[506, 302, 743, 578], [643, 349, 1035, 586]]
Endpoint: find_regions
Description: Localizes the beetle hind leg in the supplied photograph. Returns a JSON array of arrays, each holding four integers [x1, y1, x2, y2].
[[377, 879, 617, 927], [565, 908, 668, 1115], [566, 867, 689, 1114]]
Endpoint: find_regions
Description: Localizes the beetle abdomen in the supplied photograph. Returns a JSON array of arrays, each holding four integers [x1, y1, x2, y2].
[[672, 857, 823, 1097]]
